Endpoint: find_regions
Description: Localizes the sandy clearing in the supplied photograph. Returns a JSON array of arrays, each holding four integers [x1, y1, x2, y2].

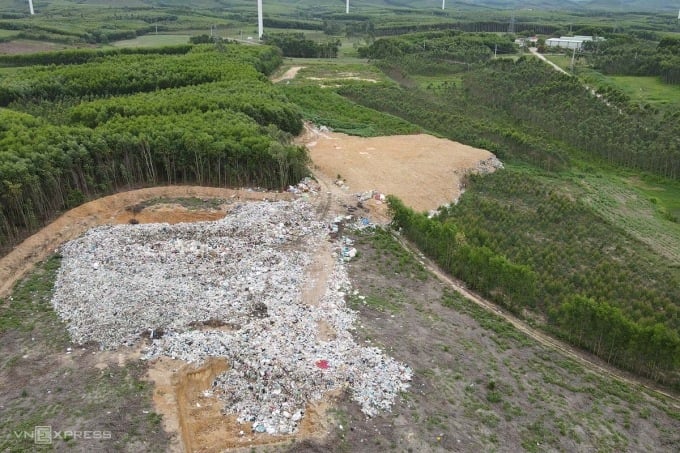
[[300, 126, 497, 213], [271, 66, 305, 83]]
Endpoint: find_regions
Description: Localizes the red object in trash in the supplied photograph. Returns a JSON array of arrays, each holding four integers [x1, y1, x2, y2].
[[315, 359, 329, 369]]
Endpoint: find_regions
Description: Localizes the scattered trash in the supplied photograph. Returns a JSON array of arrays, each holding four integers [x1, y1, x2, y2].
[[51, 199, 412, 436], [287, 176, 320, 195]]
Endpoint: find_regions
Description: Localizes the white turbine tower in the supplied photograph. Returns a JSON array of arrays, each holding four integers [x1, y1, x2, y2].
[[346, 0, 349, 14], [257, 0, 263, 39], [28, 0, 35, 15], [442, 0, 445, 10]]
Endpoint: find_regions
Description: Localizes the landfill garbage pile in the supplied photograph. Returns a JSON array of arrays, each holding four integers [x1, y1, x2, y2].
[[51, 199, 411, 435]]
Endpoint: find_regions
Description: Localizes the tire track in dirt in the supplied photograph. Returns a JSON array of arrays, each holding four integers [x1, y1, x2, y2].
[[395, 235, 680, 410]]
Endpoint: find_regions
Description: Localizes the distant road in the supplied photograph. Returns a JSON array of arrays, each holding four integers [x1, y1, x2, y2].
[[529, 47, 569, 75]]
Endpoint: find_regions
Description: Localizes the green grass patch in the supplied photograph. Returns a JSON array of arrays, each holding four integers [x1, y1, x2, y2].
[[281, 84, 420, 137], [136, 197, 226, 210], [575, 172, 680, 264], [278, 60, 390, 87], [0, 29, 19, 39], [544, 53, 574, 71], [609, 76, 680, 109], [0, 255, 66, 340], [111, 34, 191, 48]]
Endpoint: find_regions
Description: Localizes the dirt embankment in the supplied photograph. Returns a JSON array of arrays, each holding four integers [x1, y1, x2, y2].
[[0, 186, 292, 300]]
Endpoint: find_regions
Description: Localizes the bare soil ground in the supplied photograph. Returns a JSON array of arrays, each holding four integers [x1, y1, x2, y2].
[[299, 124, 496, 213]]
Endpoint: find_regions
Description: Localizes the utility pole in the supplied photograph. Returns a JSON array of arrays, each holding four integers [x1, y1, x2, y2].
[[494, 44, 498, 59], [570, 46, 577, 72]]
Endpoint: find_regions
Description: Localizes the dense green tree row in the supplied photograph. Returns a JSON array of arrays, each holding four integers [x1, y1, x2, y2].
[[389, 171, 680, 386], [0, 45, 192, 67], [389, 195, 537, 313], [0, 108, 307, 254], [263, 33, 340, 58], [553, 296, 680, 383], [358, 31, 515, 62], [262, 18, 323, 31], [0, 44, 282, 105], [372, 21, 559, 37], [69, 80, 303, 135]]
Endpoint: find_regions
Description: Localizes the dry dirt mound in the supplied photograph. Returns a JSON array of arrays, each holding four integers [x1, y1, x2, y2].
[[299, 125, 501, 214]]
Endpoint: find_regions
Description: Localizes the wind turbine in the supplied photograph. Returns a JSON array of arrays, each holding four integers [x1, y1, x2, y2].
[[442, 0, 445, 10], [28, 0, 35, 15], [257, 0, 263, 39], [346, 0, 349, 14]]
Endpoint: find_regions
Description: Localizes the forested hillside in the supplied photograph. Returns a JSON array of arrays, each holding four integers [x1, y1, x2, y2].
[[0, 43, 308, 254], [322, 31, 680, 387]]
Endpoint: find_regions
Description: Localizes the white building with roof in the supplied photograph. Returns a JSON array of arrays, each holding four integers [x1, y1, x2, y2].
[[545, 36, 603, 50]]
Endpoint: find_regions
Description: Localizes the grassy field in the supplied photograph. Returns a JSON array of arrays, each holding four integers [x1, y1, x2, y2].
[[0, 66, 24, 75], [544, 53, 575, 72], [0, 257, 170, 451], [609, 75, 680, 109], [575, 67, 680, 110], [111, 34, 190, 48], [573, 171, 680, 265]]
